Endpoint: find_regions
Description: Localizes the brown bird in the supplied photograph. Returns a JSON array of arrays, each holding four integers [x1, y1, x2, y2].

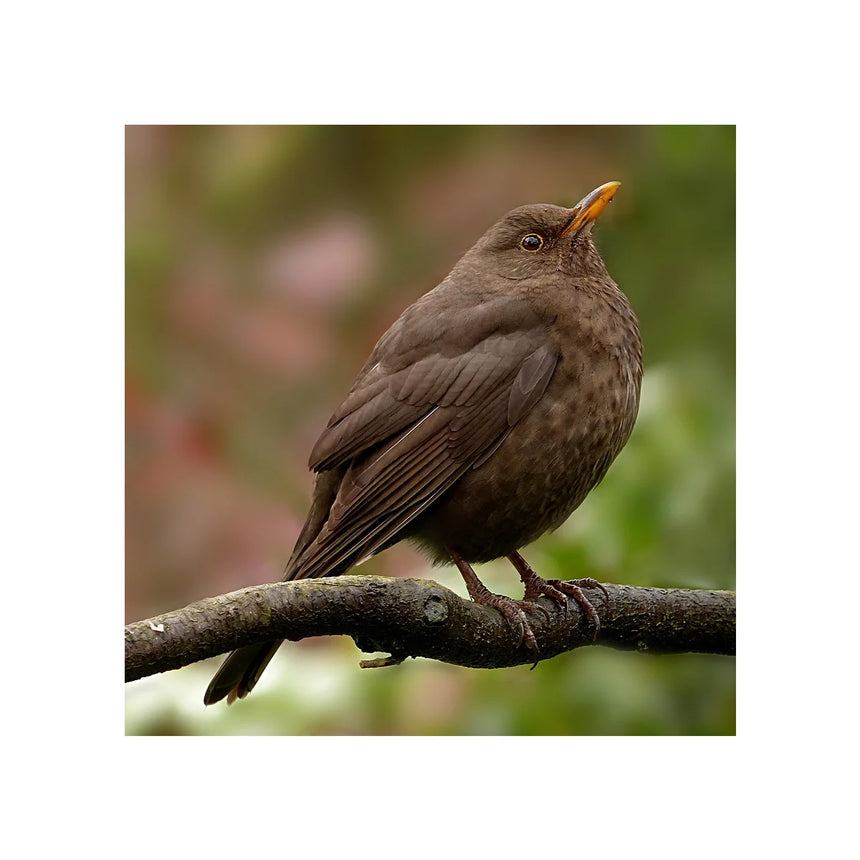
[[204, 180, 642, 705]]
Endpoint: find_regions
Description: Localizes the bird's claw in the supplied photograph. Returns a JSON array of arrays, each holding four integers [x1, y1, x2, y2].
[[510, 553, 609, 641], [476, 591, 545, 654], [542, 577, 607, 639], [450, 549, 547, 662]]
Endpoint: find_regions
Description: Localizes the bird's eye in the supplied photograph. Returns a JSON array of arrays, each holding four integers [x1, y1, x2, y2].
[[520, 233, 544, 252]]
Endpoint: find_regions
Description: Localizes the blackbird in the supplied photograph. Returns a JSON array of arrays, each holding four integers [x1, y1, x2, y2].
[[204, 180, 642, 705]]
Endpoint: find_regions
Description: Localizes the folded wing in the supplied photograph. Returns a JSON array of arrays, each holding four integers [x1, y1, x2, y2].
[[288, 293, 558, 580]]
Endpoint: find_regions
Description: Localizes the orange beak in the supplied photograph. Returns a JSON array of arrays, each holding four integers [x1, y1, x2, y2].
[[560, 181, 621, 237]]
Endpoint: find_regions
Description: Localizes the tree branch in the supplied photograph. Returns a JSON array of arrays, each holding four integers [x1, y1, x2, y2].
[[125, 576, 735, 682]]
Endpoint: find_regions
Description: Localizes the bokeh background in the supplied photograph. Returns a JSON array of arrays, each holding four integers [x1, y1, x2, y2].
[[125, 125, 735, 735]]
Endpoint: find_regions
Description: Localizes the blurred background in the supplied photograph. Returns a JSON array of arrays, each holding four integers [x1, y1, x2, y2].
[[125, 125, 735, 735]]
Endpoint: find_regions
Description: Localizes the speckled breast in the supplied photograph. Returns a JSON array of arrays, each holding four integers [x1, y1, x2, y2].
[[412, 330, 642, 563]]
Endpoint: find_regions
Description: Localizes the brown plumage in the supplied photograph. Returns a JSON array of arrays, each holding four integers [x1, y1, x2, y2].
[[204, 181, 642, 705]]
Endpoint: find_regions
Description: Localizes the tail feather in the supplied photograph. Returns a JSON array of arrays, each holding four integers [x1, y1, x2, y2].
[[203, 640, 284, 706]]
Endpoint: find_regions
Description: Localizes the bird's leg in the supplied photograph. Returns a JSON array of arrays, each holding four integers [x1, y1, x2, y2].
[[507, 552, 609, 640], [449, 549, 549, 656]]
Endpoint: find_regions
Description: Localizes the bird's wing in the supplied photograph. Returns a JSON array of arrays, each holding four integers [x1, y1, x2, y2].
[[289, 292, 558, 580]]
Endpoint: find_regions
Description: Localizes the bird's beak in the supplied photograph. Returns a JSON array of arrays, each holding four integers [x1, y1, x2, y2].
[[560, 181, 621, 237]]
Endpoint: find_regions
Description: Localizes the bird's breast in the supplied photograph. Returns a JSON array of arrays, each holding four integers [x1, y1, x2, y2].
[[410, 324, 641, 562]]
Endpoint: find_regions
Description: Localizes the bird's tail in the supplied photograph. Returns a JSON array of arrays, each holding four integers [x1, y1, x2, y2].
[[203, 467, 359, 705], [203, 639, 284, 706]]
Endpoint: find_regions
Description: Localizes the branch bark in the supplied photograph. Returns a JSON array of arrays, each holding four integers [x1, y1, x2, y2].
[[125, 576, 735, 682]]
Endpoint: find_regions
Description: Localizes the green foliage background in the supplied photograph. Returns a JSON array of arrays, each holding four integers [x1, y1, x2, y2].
[[125, 125, 735, 735]]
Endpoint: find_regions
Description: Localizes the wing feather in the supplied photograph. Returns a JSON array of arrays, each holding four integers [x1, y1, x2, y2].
[[288, 292, 559, 581]]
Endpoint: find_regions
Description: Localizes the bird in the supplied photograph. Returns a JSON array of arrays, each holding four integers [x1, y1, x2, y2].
[[204, 180, 642, 705]]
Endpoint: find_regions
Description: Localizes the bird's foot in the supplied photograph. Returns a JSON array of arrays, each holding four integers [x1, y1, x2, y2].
[[449, 549, 548, 659], [470, 589, 549, 655], [508, 552, 609, 640]]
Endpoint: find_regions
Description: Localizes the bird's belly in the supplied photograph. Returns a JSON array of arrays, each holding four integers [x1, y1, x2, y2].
[[409, 363, 638, 562]]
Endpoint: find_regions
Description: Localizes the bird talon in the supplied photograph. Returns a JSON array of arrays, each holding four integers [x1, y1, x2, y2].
[[497, 599, 540, 654], [546, 578, 606, 636], [523, 600, 551, 624], [508, 552, 607, 639], [450, 550, 544, 659], [566, 576, 610, 607]]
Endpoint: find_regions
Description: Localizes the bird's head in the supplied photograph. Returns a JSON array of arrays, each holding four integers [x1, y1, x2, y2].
[[463, 181, 621, 282]]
